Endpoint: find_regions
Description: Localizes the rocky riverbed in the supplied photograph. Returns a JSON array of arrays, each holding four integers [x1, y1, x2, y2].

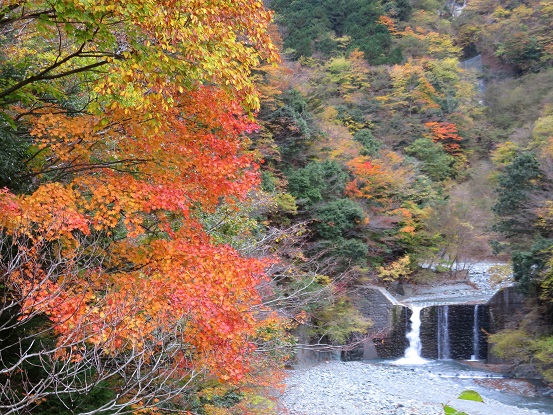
[[282, 361, 551, 415]]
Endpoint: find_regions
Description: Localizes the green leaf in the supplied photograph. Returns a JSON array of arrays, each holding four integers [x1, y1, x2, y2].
[[443, 405, 468, 415], [458, 389, 484, 402]]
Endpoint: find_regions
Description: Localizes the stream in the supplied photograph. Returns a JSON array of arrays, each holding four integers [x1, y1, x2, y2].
[[386, 359, 553, 414]]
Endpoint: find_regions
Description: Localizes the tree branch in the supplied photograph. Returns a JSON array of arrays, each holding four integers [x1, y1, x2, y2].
[[0, 25, 115, 102]]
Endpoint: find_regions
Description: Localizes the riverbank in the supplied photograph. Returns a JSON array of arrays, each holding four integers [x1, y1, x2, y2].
[[281, 361, 551, 415]]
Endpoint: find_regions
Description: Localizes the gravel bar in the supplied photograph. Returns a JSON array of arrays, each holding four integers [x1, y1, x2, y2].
[[282, 361, 548, 415]]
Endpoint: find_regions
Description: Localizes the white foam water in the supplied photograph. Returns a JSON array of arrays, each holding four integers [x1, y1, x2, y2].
[[394, 306, 428, 365], [472, 304, 480, 360]]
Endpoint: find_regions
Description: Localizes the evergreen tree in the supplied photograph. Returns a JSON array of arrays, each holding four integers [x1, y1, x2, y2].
[[493, 152, 542, 238]]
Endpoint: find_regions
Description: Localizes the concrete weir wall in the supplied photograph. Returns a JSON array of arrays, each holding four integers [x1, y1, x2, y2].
[[347, 286, 409, 360], [292, 324, 342, 368], [291, 286, 407, 366], [294, 284, 524, 365], [487, 286, 526, 331], [419, 305, 490, 360], [486, 286, 526, 363], [345, 285, 523, 362]]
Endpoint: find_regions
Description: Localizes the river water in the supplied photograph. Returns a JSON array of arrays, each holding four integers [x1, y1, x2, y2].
[[381, 359, 553, 414]]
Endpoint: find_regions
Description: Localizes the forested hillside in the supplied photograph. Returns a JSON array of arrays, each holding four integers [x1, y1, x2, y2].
[[252, 0, 487, 345], [256, 0, 553, 380], [1, 0, 553, 414]]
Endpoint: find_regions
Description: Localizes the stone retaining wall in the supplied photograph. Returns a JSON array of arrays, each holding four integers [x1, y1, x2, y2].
[[486, 286, 526, 363], [350, 286, 408, 359]]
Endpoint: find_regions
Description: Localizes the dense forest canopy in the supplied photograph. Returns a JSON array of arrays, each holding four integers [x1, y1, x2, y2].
[[271, 0, 408, 63]]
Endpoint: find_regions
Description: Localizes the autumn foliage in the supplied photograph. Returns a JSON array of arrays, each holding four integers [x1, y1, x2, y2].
[[0, 1, 285, 414], [346, 151, 413, 207], [425, 121, 463, 156]]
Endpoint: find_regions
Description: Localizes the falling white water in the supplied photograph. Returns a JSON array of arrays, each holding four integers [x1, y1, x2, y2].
[[395, 306, 427, 365], [470, 305, 480, 361], [437, 305, 451, 360]]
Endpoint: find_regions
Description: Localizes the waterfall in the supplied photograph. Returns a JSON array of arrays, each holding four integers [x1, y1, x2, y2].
[[447, 0, 467, 16], [471, 305, 480, 360], [437, 305, 451, 360], [394, 306, 427, 364]]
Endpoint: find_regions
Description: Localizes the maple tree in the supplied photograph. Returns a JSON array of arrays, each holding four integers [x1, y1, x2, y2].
[[424, 121, 464, 156], [381, 19, 461, 60], [346, 151, 414, 209], [0, 1, 287, 414], [377, 254, 413, 286], [378, 61, 443, 120]]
